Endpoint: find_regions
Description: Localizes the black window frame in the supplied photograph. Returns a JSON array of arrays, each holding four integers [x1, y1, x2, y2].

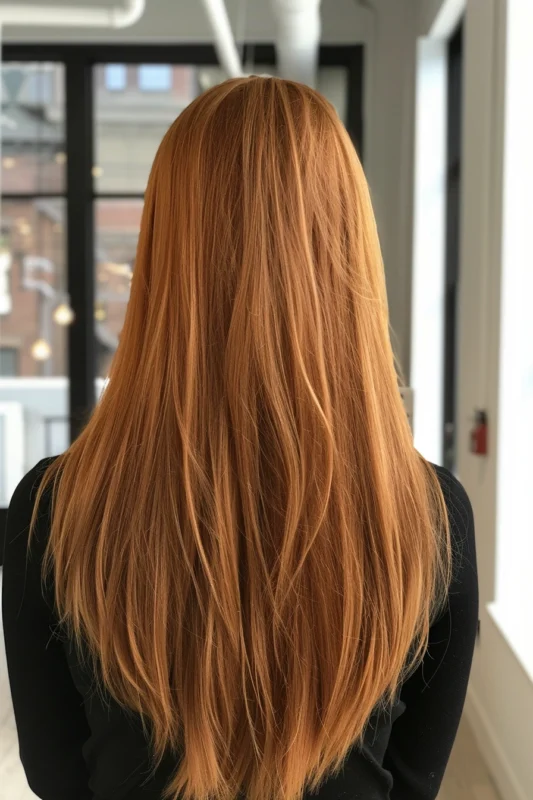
[[443, 23, 463, 471], [0, 43, 363, 548]]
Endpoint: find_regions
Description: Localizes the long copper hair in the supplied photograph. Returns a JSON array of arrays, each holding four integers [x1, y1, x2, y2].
[[34, 77, 451, 800]]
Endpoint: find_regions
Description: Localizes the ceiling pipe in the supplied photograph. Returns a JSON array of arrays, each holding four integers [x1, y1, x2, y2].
[[270, 0, 322, 87], [200, 0, 243, 78], [0, 0, 145, 28]]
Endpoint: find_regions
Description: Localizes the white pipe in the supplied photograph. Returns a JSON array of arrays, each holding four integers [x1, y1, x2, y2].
[[200, 0, 243, 78], [0, 0, 145, 29], [270, 0, 322, 87]]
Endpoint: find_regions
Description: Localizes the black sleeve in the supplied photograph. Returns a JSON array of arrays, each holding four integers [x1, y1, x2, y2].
[[383, 466, 479, 800], [2, 459, 92, 800]]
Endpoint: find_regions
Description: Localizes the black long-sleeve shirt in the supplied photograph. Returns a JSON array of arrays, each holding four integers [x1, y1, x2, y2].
[[2, 458, 478, 800]]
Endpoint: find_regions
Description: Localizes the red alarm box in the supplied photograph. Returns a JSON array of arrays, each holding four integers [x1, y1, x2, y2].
[[470, 410, 488, 456]]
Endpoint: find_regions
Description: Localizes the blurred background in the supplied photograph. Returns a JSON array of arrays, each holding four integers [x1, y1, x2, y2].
[[0, 1, 531, 799]]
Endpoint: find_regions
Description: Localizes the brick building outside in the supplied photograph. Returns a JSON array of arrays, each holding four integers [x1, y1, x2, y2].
[[0, 61, 198, 378]]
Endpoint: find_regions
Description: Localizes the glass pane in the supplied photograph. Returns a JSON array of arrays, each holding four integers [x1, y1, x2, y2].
[[105, 63, 127, 91], [95, 199, 143, 378], [195, 66, 349, 123], [94, 63, 350, 194], [0, 198, 68, 506], [93, 63, 200, 193], [138, 64, 172, 92], [317, 67, 348, 125], [1, 62, 65, 194], [91, 63, 352, 371]]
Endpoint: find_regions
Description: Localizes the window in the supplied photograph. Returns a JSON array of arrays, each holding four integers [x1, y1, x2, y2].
[[0, 244, 12, 314], [105, 63, 127, 91], [93, 62, 201, 374], [0, 62, 68, 510], [1, 62, 64, 194], [0, 347, 18, 376], [92, 61, 355, 376], [94, 64, 197, 194], [18, 64, 55, 104], [1, 198, 67, 379], [410, 38, 449, 466], [0, 43, 363, 521], [491, 0, 533, 680], [94, 199, 143, 377], [138, 64, 172, 92]]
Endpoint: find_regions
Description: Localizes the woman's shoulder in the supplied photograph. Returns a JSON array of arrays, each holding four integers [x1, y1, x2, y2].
[[431, 464, 474, 542], [8, 456, 59, 514], [5, 457, 60, 557], [430, 463, 477, 597]]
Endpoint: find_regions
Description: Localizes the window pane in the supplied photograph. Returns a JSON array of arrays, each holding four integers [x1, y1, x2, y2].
[[91, 63, 352, 372], [105, 63, 127, 91], [0, 198, 68, 506], [0, 348, 18, 376], [94, 63, 199, 193], [138, 64, 172, 92], [195, 66, 349, 123], [493, 0, 533, 675], [317, 67, 348, 124], [95, 199, 143, 377], [1, 62, 65, 194]]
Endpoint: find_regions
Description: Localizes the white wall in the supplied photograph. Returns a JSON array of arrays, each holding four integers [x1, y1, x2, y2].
[[418, 0, 448, 35], [1, 0, 419, 373], [418, 0, 465, 37]]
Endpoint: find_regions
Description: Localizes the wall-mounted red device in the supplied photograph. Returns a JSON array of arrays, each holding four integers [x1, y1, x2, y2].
[[470, 409, 488, 456]]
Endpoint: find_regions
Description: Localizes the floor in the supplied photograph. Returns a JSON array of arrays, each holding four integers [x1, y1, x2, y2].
[[437, 720, 502, 800], [0, 572, 501, 800]]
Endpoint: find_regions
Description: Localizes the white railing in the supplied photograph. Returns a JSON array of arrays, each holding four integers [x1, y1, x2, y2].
[[0, 401, 25, 506], [1, 379, 413, 507], [0, 378, 105, 507]]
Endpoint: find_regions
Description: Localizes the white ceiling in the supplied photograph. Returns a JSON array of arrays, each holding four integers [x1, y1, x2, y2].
[[0, 0, 370, 43], [1, 0, 116, 9]]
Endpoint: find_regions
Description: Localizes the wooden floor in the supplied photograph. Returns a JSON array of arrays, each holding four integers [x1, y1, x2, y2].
[[0, 573, 501, 800], [438, 720, 502, 800]]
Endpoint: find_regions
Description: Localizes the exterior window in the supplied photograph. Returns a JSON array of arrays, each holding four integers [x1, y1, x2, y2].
[[0, 347, 18, 376], [138, 65, 172, 92], [0, 62, 68, 510], [0, 245, 12, 315], [105, 64, 127, 91], [491, 0, 533, 680]]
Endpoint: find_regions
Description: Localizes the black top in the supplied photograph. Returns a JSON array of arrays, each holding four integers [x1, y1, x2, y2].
[[2, 458, 478, 800]]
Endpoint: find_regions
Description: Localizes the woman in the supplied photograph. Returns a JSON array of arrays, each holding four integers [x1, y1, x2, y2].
[[2, 77, 478, 800]]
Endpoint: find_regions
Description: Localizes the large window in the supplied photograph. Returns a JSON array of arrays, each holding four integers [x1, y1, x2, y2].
[[491, 0, 533, 679], [92, 58, 357, 373], [93, 62, 200, 376], [0, 44, 363, 523], [0, 63, 68, 507]]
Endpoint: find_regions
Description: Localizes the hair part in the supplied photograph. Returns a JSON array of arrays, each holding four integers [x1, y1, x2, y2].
[[33, 76, 451, 800]]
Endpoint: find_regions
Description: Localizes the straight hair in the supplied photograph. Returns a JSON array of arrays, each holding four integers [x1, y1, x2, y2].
[[33, 76, 451, 800]]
